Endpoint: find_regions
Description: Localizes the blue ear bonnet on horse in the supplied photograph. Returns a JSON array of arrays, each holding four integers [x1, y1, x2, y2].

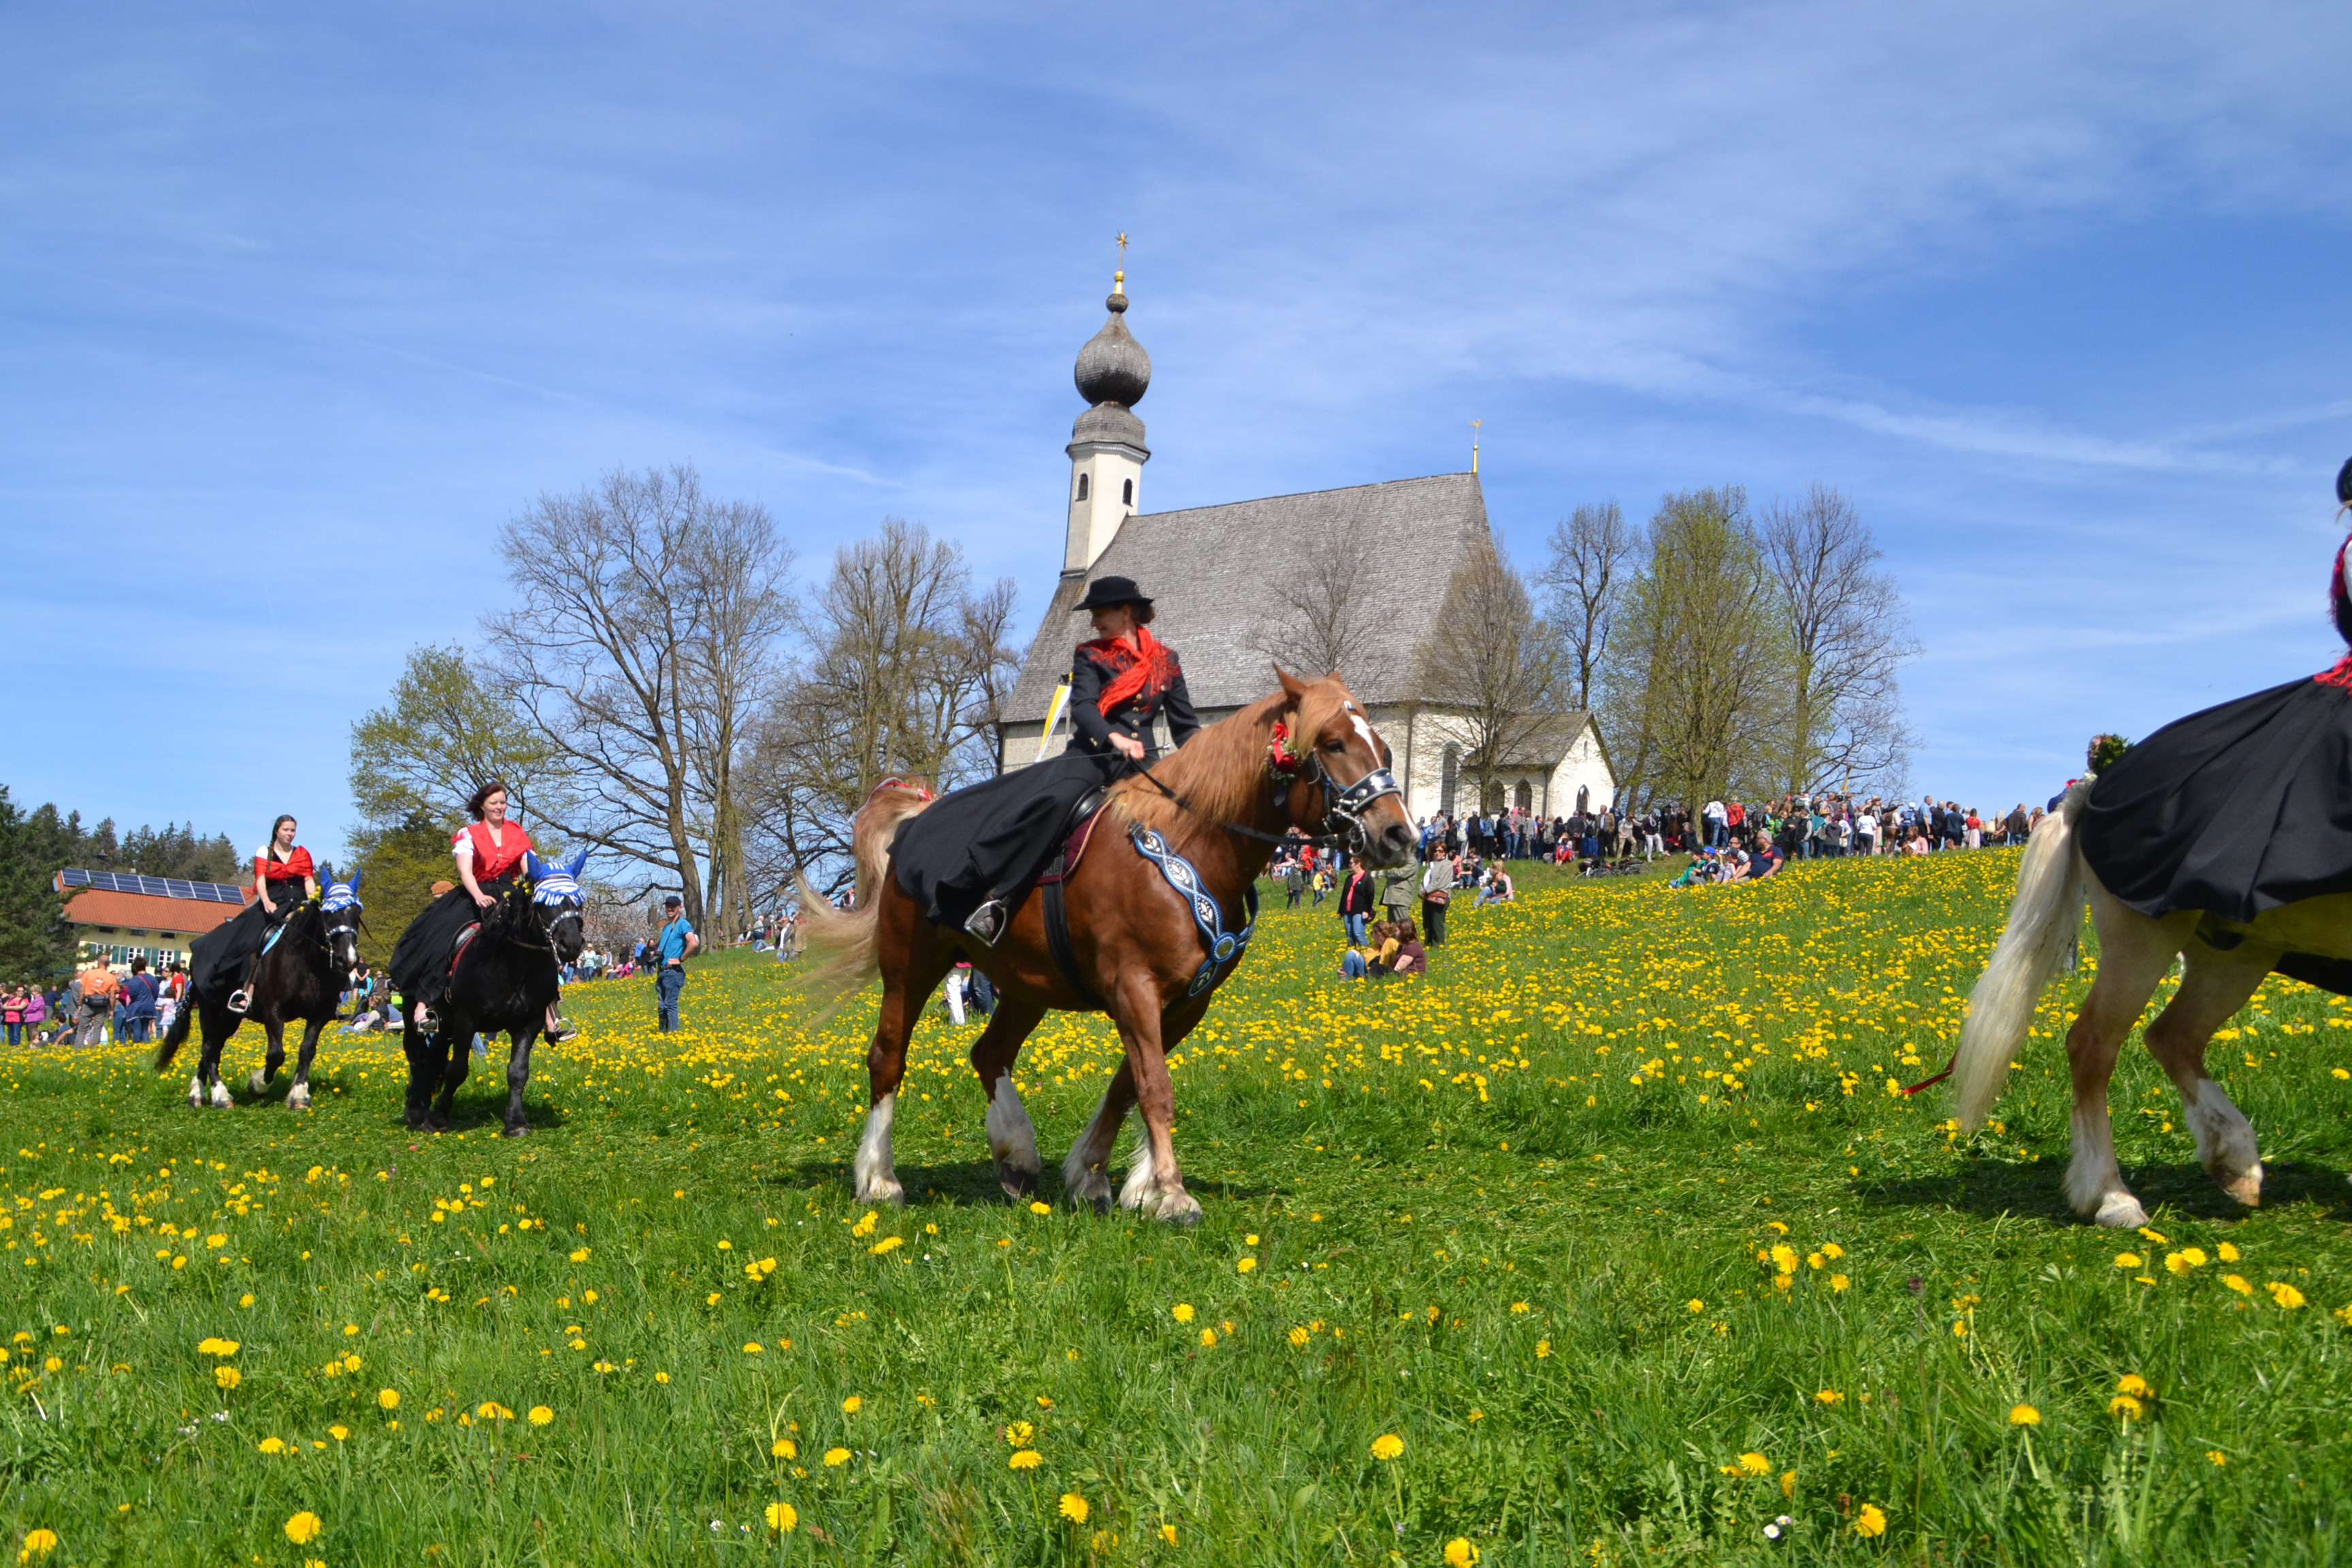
[[524, 849, 587, 905], [320, 866, 363, 913]]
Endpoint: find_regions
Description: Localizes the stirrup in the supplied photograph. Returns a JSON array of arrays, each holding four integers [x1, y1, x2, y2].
[[225, 990, 251, 1015], [414, 1005, 440, 1034], [963, 899, 1009, 946], [544, 1017, 577, 1044]]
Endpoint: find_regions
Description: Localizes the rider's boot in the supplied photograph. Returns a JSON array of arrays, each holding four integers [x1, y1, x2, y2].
[[226, 957, 257, 1015]]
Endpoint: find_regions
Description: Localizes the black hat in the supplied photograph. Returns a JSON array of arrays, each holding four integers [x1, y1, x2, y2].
[[1074, 574, 1152, 612], [662, 893, 683, 908], [2338, 456, 2352, 506]]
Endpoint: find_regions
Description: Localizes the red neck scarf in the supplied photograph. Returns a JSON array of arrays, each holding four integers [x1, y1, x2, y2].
[[257, 846, 314, 883], [1081, 627, 1175, 714]]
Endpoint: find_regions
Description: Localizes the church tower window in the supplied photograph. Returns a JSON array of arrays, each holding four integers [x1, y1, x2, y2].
[[1077, 473, 1090, 501], [1122, 478, 1134, 506]]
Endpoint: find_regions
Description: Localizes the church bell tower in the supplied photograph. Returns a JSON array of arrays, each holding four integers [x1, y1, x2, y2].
[[1064, 259, 1150, 576]]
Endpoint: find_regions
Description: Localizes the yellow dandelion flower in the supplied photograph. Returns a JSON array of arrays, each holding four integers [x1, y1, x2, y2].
[[528, 1406, 553, 1426], [1199, 1328, 1217, 1347], [1172, 1303, 1194, 1322], [1160, 1524, 1179, 1545], [1853, 1503, 1886, 1538], [214, 1365, 240, 1390], [1687, 1298, 1705, 1312], [2207, 1450, 2227, 1467], [765, 1502, 798, 1533], [1288, 1326, 1310, 1347], [842, 1395, 862, 1414], [1535, 1339, 1552, 1358], [2116, 1374, 2152, 1398], [2010, 1404, 2040, 1426], [743, 1342, 763, 1354], [1737, 1452, 1771, 1476], [1444, 1538, 1480, 1566], [1815, 1389, 1843, 1405], [2109, 1394, 2144, 1420], [2224, 1274, 2254, 1295], [257, 1437, 285, 1454], [284, 1511, 323, 1546], [2268, 1281, 2307, 1309], [1370, 1433, 1404, 1460], [377, 1388, 399, 1409], [328, 1425, 348, 1441], [870, 1236, 902, 1255], [1512, 1301, 1531, 1313], [1009, 1448, 1041, 1469], [1237, 1257, 1257, 1273], [823, 1447, 850, 1467], [2113, 1252, 2143, 1270], [1007, 1420, 1034, 1445], [2218, 1241, 2241, 1262], [1058, 1493, 1090, 1524], [1028, 1201, 1051, 1215], [20, 1529, 59, 1559], [1829, 1274, 1850, 1292]]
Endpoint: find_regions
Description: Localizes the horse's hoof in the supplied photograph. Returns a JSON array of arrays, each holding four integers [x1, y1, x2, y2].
[[209, 1083, 233, 1109], [247, 1070, 269, 1096], [1065, 1168, 1114, 1213], [287, 1086, 311, 1111], [1092, 1194, 1112, 1218], [856, 1175, 905, 1205], [1145, 1189, 1203, 1226], [2221, 1164, 2264, 1207], [997, 1161, 1039, 1202], [2092, 1192, 2149, 1229], [500, 1122, 530, 1139]]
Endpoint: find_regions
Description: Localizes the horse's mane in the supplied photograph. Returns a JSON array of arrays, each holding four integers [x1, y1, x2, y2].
[[1110, 679, 1350, 836]]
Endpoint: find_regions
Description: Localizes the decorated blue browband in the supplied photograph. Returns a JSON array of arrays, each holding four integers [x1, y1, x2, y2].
[[523, 849, 589, 905], [319, 868, 363, 913]]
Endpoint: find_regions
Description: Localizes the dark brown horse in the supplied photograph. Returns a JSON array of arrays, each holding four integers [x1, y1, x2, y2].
[[798, 670, 1416, 1222]]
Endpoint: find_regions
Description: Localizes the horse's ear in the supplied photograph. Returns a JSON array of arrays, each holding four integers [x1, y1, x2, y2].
[[1274, 666, 1310, 703], [523, 851, 544, 881], [565, 848, 588, 879], [315, 862, 333, 885], [348, 868, 363, 892]]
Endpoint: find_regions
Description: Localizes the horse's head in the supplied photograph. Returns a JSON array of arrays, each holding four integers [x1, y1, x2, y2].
[[521, 849, 589, 964], [1273, 668, 1416, 868], [316, 864, 364, 979]]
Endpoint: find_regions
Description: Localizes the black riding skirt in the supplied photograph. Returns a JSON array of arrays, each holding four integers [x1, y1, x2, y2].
[[2079, 671, 2352, 924], [390, 875, 517, 1009], [893, 751, 1122, 929], [189, 877, 306, 1001]]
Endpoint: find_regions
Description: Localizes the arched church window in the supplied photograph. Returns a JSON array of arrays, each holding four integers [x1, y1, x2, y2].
[[1440, 745, 1459, 817], [1077, 473, 1090, 502], [1514, 781, 1531, 812], [1122, 478, 1134, 505]]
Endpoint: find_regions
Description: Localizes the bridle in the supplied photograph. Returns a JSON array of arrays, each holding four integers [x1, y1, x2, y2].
[[1133, 702, 1403, 854]]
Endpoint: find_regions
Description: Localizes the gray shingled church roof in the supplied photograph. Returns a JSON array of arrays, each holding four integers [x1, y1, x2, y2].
[[1005, 472, 1492, 723]]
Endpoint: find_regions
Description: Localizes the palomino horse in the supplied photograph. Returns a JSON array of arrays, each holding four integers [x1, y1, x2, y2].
[[399, 851, 587, 1136], [799, 669, 1416, 1222], [1951, 779, 2328, 1226], [157, 868, 363, 1110]]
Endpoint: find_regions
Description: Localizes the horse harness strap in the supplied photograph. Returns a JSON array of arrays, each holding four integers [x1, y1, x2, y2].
[[1041, 878, 1104, 1011], [1130, 826, 1259, 998]]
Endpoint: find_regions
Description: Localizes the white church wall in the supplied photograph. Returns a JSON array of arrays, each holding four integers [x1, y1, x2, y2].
[[1544, 725, 1616, 816]]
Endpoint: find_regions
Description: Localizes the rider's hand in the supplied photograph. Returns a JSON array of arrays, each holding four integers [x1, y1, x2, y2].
[[1111, 733, 1145, 762], [472, 889, 495, 910], [259, 898, 276, 916]]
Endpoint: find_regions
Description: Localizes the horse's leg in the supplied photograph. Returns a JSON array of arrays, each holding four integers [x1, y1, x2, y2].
[[2142, 941, 2274, 1208], [1113, 988, 1200, 1224], [503, 1025, 537, 1137], [428, 1013, 469, 1131], [401, 1020, 434, 1128], [2063, 891, 2193, 1226], [970, 997, 1049, 1200], [250, 1019, 288, 1097], [854, 921, 956, 1205], [186, 1004, 217, 1109], [1062, 1059, 1137, 1215], [200, 1015, 235, 1109], [287, 1018, 325, 1111]]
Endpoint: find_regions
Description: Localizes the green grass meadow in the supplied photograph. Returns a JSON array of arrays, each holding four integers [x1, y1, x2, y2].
[[7, 849, 2352, 1565]]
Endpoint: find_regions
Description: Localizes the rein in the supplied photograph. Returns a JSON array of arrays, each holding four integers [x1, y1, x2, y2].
[[1124, 714, 1401, 853]]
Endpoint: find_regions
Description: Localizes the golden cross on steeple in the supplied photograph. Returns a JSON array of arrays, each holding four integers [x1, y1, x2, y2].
[[1471, 419, 1482, 474], [1113, 231, 1128, 295]]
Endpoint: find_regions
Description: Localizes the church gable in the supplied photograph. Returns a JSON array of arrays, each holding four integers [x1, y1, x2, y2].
[[1006, 471, 1493, 723]]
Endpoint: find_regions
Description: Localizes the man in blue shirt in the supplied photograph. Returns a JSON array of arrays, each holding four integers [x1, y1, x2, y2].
[[655, 894, 699, 1032]]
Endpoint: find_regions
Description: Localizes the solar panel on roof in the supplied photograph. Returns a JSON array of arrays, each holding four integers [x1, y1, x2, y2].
[[59, 867, 246, 903]]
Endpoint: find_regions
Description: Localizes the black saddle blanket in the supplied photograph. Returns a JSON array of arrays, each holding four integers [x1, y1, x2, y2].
[[893, 751, 1119, 930]]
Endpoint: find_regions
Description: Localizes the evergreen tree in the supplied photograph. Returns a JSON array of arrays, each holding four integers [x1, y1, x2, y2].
[[0, 788, 76, 983]]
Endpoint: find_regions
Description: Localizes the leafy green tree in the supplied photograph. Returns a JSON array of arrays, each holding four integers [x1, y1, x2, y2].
[[0, 787, 76, 982], [350, 644, 563, 831]]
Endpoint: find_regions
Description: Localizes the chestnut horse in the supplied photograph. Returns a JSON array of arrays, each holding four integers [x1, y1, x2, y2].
[[798, 669, 1416, 1222]]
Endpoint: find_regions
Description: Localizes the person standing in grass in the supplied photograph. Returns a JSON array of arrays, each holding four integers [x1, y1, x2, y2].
[[655, 893, 700, 1033]]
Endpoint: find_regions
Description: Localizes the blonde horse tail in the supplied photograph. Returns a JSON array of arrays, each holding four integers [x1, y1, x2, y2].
[[791, 779, 936, 1022], [1953, 776, 2095, 1130]]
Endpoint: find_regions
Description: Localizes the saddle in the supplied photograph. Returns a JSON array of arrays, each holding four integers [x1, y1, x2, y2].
[[1040, 788, 1110, 1009]]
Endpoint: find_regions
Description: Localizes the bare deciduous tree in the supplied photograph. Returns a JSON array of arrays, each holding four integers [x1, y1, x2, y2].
[[1252, 514, 1375, 682], [1602, 487, 1792, 811], [1538, 500, 1635, 713], [1412, 537, 1561, 811], [484, 465, 795, 932], [743, 519, 1022, 898], [1758, 483, 1919, 796]]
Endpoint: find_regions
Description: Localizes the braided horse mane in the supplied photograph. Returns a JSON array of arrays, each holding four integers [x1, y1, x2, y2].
[[1107, 675, 1350, 840]]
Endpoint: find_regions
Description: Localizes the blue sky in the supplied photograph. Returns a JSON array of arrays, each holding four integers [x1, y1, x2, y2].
[[5, 2, 2349, 855]]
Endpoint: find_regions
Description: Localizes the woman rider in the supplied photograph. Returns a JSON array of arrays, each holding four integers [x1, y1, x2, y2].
[[898, 574, 1198, 943], [388, 781, 574, 1041], [192, 814, 318, 1014]]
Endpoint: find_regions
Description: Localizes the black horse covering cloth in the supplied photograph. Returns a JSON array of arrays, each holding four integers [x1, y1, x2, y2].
[[894, 751, 1120, 931], [2079, 660, 2352, 924]]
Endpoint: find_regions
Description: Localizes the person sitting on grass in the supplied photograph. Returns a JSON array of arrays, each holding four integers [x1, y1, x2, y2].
[[1371, 919, 1428, 977]]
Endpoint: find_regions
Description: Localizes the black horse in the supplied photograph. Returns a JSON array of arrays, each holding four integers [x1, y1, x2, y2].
[[399, 850, 585, 1136], [158, 868, 363, 1110]]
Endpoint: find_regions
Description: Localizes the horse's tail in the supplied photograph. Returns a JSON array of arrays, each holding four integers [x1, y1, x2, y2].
[[155, 989, 193, 1071], [1953, 777, 2095, 1130], [793, 779, 936, 1020]]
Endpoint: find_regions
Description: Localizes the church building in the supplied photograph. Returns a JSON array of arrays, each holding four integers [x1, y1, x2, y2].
[[996, 272, 1614, 823]]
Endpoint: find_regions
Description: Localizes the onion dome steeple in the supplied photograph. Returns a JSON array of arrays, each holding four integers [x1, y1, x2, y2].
[[1063, 244, 1152, 576]]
